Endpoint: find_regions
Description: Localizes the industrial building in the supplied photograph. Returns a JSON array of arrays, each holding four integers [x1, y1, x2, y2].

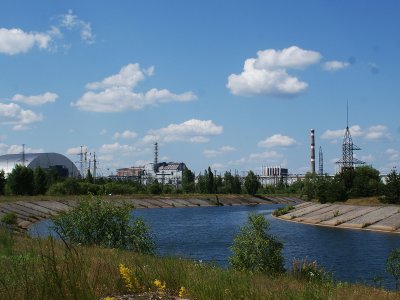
[[112, 143, 188, 186], [0, 153, 80, 178], [259, 166, 289, 186]]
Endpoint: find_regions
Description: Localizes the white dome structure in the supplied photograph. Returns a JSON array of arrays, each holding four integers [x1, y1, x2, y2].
[[0, 153, 80, 178]]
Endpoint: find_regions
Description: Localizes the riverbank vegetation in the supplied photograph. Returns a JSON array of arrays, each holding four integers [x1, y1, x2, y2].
[[2, 197, 400, 299], [0, 227, 399, 299]]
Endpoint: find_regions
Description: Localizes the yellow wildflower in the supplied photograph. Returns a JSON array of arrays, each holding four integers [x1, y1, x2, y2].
[[119, 263, 140, 291], [104, 297, 116, 300], [179, 286, 186, 298], [153, 279, 166, 295]]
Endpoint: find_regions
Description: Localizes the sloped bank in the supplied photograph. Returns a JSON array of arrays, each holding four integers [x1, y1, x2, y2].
[[0, 195, 302, 232], [276, 202, 400, 234]]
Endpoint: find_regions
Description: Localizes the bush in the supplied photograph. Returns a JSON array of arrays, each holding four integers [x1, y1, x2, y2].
[[386, 248, 400, 290], [229, 213, 285, 275], [0, 212, 17, 225], [6, 165, 34, 195], [273, 205, 295, 217], [104, 182, 138, 195], [52, 197, 155, 254], [290, 258, 332, 283]]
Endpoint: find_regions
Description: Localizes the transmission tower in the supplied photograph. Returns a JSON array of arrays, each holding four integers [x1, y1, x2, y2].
[[318, 146, 324, 175], [336, 104, 365, 172]]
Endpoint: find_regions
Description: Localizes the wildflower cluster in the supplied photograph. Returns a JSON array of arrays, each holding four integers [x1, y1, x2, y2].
[[153, 279, 166, 297], [119, 263, 140, 292]]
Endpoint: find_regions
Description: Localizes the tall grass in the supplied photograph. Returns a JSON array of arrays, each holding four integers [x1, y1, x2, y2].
[[0, 228, 399, 299]]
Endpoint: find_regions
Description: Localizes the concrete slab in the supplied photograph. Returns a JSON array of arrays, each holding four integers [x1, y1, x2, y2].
[[33, 201, 71, 213], [340, 206, 398, 229], [285, 204, 331, 219], [368, 212, 400, 232], [16, 201, 55, 215], [324, 206, 379, 226], [300, 205, 357, 224]]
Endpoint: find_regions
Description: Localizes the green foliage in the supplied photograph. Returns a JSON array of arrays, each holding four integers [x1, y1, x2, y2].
[[206, 166, 215, 193], [0, 228, 14, 256], [52, 197, 155, 254], [223, 172, 242, 194], [230, 213, 285, 275], [33, 167, 48, 195], [6, 165, 34, 195], [244, 171, 260, 195], [86, 169, 93, 183], [182, 168, 195, 193], [273, 205, 295, 217], [383, 170, 400, 204], [148, 180, 162, 195], [290, 258, 332, 284], [386, 248, 400, 289], [0, 212, 17, 225], [0, 169, 5, 195], [351, 166, 383, 197]]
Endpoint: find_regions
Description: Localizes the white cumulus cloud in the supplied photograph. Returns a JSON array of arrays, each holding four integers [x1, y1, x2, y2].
[[0, 27, 54, 55], [258, 134, 297, 148], [321, 125, 363, 140], [323, 60, 350, 71], [11, 92, 58, 106], [203, 146, 236, 158], [248, 150, 282, 162], [143, 119, 223, 144], [73, 63, 197, 112], [0, 102, 43, 130], [113, 130, 138, 139], [0, 143, 43, 155], [227, 46, 321, 96], [365, 125, 390, 140], [386, 149, 399, 161], [60, 9, 95, 44]]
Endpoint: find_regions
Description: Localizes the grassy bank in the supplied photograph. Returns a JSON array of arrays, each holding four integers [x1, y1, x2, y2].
[[0, 229, 398, 300]]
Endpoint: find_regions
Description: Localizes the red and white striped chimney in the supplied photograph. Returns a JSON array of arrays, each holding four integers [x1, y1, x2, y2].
[[310, 129, 315, 174]]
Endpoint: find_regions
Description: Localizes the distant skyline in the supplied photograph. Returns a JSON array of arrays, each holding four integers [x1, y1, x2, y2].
[[1, 1, 399, 176]]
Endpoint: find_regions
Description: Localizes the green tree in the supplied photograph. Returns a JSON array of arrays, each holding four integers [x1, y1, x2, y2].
[[33, 166, 48, 195], [86, 169, 93, 183], [52, 197, 155, 254], [230, 213, 285, 275], [196, 173, 207, 193], [206, 166, 214, 193], [351, 166, 382, 197], [232, 175, 242, 194], [148, 179, 162, 195], [7, 165, 34, 195], [182, 168, 195, 193], [302, 173, 317, 201], [214, 175, 223, 193], [384, 170, 400, 204], [0, 170, 5, 195], [244, 171, 259, 195], [386, 248, 400, 290]]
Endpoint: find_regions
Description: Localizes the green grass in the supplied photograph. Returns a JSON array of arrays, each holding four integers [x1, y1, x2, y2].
[[273, 205, 295, 217], [0, 228, 399, 300]]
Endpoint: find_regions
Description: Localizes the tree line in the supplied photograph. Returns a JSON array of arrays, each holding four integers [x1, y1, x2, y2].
[[0, 165, 261, 196], [1, 164, 400, 204]]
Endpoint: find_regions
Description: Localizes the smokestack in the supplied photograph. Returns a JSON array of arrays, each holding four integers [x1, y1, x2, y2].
[[310, 129, 315, 174], [154, 142, 158, 165]]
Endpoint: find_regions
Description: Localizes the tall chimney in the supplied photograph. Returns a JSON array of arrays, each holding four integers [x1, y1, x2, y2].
[[310, 129, 315, 174], [154, 142, 158, 165]]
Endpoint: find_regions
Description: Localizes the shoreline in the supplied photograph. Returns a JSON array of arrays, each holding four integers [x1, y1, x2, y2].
[[275, 202, 400, 234], [0, 195, 302, 232]]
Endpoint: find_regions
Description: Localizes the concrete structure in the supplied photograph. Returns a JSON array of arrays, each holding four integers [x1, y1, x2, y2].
[[143, 162, 187, 186], [0, 153, 80, 178], [259, 166, 289, 186]]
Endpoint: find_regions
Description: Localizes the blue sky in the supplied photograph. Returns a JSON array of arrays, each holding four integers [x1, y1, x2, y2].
[[1, 0, 399, 176]]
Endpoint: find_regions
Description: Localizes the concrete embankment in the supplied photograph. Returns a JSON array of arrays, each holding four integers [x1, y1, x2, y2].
[[277, 202, 400, 234], [0, 195, 302, 232]]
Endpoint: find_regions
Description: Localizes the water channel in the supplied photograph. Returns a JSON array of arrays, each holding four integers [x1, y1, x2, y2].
[[29, 204, 400, 289]]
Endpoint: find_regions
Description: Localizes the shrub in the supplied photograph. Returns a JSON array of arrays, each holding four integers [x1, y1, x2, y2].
[[273, 205, 295, 217], [290, 258, 332, 283], [52, 197, 155, 254], [6, 165, 34, 195], [229, 213, 285, 275], [386, 248, 400, 290], [0, 212, 17, 225]]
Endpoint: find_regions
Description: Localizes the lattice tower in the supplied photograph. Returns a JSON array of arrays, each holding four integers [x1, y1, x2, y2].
[[318, 146, 323, 175]]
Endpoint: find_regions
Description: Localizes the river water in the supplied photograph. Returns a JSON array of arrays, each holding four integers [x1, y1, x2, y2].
[[29, 204, 400, 289]]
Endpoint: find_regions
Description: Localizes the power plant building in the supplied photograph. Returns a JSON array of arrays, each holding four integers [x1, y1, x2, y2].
[[0, 153, 80, 178]]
